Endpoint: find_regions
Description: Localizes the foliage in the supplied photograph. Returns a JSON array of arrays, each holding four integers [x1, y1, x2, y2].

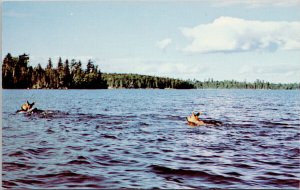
[[102, 73, 194, 89], [190, 78, 300, 90], [2, 53, 107, 89], [2, 53, 299, 90]]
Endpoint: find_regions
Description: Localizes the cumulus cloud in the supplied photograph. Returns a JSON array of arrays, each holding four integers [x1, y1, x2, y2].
[[182, 16, 300, 53], [156, 38, 173, 50]]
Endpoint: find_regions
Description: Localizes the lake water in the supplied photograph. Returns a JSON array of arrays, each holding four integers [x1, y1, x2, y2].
[[2, 89, 300, 189]]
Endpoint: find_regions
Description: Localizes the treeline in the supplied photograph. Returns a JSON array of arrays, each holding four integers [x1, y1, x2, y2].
[[1, 53, 194, 89], [103, 73, 194, 89], [2, 53, 107, 89], [2, 53, 300, 90], [190, 78, 300, 90]]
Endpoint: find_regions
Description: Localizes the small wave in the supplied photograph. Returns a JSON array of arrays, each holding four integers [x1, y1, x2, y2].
[[269, 178, 300, 188], [67, 156, 91, 165], [240, 123, 257, 127], [255, 176, 300, 188], [25, 147, 55, 156], [197, 161, 215, 165], [231, 163, 256, 169], [46, 128, 55, 134], [260, 121, 289, 126], [288, 147, 300, 157], [156, 138, 167, 142], [3, 162, 34, 170], [265, 172, 296, 178], [93, 155, 110, 160], [66, 146, 83, 151], [224, 171, 243, 177], [2, 180, 19, 188], [67, 160, 91, 165], [160, 149, 174, 153], [13, 170, 105, 188], [9, 151, 25, 157], [102, 134, 118, 139], [173, 156, 197, 162], [109, 159, 123, 164], [144, 151, 160, 155], [137, 121, 150, 126], [150, 165, 243, 183], [14, 179, 44, 185], [36, 170, 81, 178], [252, 159, 282, 166]]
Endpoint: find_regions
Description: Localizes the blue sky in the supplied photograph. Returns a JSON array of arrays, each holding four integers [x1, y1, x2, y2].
[[3, 1, 300, 83]]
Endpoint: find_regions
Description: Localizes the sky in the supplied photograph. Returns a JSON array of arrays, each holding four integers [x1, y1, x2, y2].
[[3, 0, 300, 83]]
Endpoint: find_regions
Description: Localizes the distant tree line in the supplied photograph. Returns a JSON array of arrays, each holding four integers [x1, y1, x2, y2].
[[2, 53, 300, 90], [190, 78, 300, 90], [102, 73, 194, 89], [2, 53, 107, 89]]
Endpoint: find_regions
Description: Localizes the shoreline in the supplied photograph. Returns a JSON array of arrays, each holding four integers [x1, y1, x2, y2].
[[2, 88, 299, 90]]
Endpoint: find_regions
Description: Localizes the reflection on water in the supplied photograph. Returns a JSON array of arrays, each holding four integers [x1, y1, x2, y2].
[[2, 89, 300, 189]]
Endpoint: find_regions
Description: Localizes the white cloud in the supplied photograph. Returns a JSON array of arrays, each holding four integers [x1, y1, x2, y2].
[[156, 38, 173, 50], [182, 16, 300, 54], [98, 57, 209, 79], [210, 0, 300, 7], [239, 64, 300, 75], [238, 64, 300, 83]]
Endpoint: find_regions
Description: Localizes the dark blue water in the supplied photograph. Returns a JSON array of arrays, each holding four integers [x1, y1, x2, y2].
[[2, 89, 300, 189]]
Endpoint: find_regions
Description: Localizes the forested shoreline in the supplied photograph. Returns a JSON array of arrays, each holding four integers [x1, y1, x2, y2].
[[191, 79, 300, 90], [2, 53, 108, 89], [2, 53, 300, 90], [102, 73, 194, 89]]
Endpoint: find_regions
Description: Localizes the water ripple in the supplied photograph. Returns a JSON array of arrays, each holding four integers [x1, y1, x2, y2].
[[3, 89, 300, 189]]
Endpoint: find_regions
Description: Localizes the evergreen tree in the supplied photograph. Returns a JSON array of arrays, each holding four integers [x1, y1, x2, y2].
[[2, 53, 300, 90]]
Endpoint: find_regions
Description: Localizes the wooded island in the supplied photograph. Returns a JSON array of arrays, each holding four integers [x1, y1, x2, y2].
[[2, 53, 299, 90]]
